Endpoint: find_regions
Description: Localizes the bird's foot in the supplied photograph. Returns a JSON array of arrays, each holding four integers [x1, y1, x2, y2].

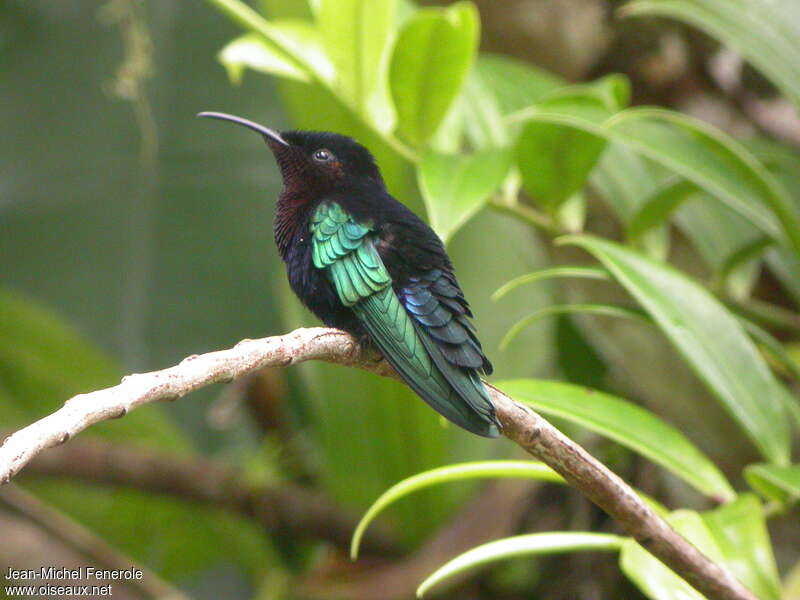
[[356, 331, 372, 349], [355, 335, 394, 376]]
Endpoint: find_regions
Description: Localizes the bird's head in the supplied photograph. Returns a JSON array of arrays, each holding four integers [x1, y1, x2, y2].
[[199, 112, 384, 194]]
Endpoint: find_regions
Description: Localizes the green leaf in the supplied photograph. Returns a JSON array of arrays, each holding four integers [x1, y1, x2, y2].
[[622, 0, 800, 108], [458, 69, 509, 150], [350, 460, 563, 559], [584, 74, 632, 112], [621, 540, 705, 600], [781, 386, 800, 429], [512, 102, 800, 257], [660, 192, 765, 293], [718, 237, 773, 299], [609, 110, 800, 256], [496, 379, 735, 501], [450, 54, 563, 152], [745, 464, 800, 505], [219, 33, 306, 84], [747, 139, 800, 306], [767, 249, 800, 308], [492, 265, 610, 301], [555, 313, 609, 391], [703, 494, 782, 600], [501, 304, 650, 351], [317, 0, 397, 128], [418, 532, 624, 597], [676, 195, 763, 267], [627, 179, 695, 241], [781, 386, 800, 431], [747, 137, 800, 204], [591, 143, 671, 259], [675, 194, 764, 301], [390, 1, 479, 146], [620, 510, 724, 600], [474, 53, 563, 117], [218, 23, 333, 84], [738, 317, 800, 383], [208, 0, 328, 82], [417, 148, 512, 242], [517, 97, 608, 211], [543, 74, 631, 112], [591, 143, 661, 222], [511, 84, 623, 218], [560, 235, 791, 465]]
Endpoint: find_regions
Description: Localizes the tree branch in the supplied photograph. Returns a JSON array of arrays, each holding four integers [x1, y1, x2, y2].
[[0, 327, 755, 600], [16, 436, 397, 556]]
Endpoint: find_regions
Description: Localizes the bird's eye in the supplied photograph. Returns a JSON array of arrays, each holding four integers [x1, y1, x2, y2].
[[313, 149, 333, 162]]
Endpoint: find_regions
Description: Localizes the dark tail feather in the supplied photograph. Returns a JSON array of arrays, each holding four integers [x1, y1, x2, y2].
[[413, 322, 500, 437], [353, 289, 500, 437]]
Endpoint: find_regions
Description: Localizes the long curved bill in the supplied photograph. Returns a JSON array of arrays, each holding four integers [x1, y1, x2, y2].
[[197, 111, 289, 147]]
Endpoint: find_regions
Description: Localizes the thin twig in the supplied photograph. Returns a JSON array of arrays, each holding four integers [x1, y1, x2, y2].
[[0, 327, 756, 600]]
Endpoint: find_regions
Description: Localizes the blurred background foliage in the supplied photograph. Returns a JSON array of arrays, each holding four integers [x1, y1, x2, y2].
[[1, 0, 799, 598]]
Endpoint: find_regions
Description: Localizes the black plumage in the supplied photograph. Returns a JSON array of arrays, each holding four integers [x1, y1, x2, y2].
[[200, 112, 500, 437]]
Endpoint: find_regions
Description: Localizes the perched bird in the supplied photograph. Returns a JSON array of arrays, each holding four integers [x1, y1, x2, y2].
[[199, 112, 500, 438]]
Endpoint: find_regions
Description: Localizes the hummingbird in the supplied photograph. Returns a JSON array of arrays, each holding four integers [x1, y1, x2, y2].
[[199, 112, 500, 438]]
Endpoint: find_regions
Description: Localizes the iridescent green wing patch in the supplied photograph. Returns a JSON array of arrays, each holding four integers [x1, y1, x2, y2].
[[310, 202, 390, 306]]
